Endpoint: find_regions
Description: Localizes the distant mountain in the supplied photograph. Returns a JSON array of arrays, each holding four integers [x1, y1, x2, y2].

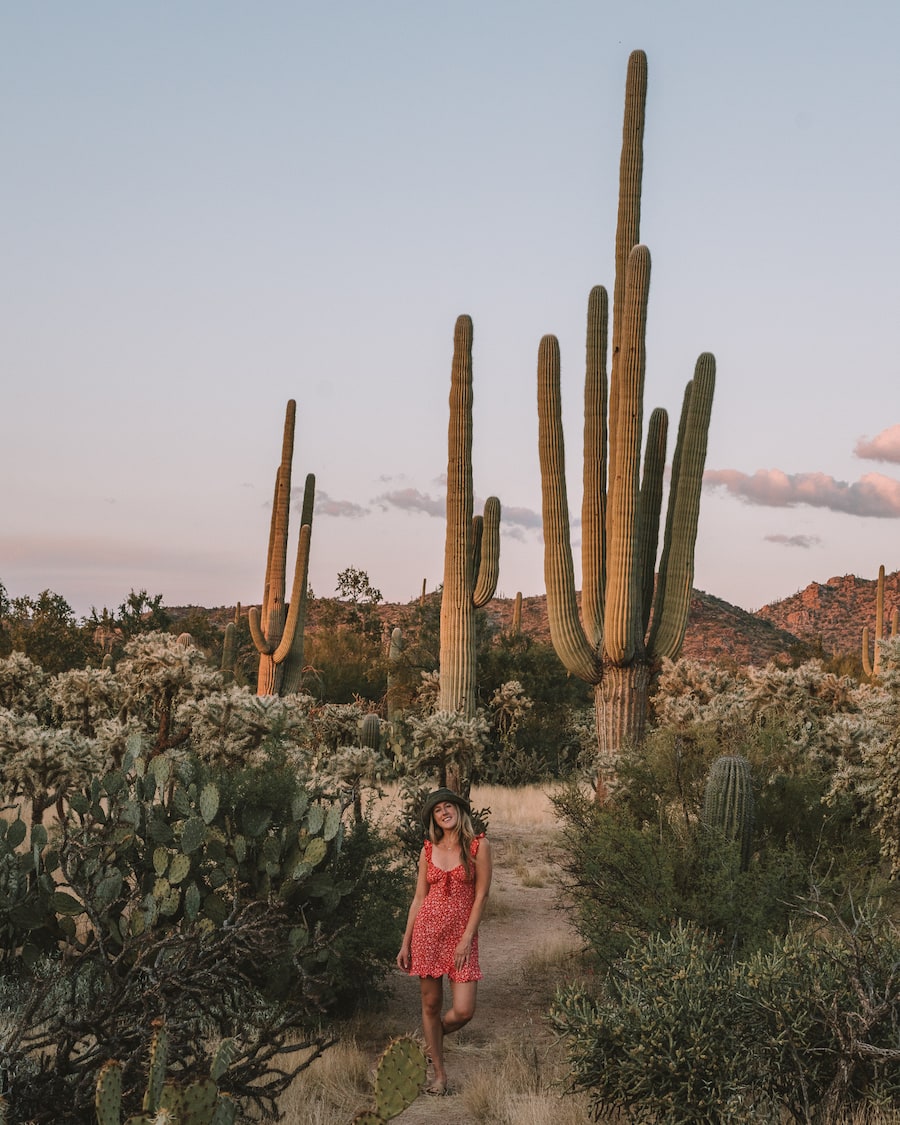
[[180, 571, 898, 671], [756, 571, 899, 661]]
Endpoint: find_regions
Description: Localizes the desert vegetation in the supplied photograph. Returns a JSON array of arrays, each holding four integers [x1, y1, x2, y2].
[[1, 585, 900, 1121]]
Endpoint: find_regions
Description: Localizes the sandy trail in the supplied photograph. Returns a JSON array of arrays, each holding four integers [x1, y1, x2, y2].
[[360, 819, 582, 1124]]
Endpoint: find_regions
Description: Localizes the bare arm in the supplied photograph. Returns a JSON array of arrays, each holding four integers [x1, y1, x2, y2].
[[454, 837, 493, 971], [396, 848, 429, 971]]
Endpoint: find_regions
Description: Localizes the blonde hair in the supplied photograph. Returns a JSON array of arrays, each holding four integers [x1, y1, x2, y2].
[[429, 806, 477, 881]]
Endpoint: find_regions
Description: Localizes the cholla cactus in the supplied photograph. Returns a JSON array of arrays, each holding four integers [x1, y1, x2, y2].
[[0, 653, 47, 714], [48, 666, 122, 737], [0, 710, 101, 822], [317, 745, 390, 822], [175, 687, 314, 771], [406, 709, 490, 788], [115, 633, 221, 754], [490, 680, 533, 746]]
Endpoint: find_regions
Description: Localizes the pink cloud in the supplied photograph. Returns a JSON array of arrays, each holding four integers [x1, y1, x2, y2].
[[854, 425, 900, 464], [704, 468, 900, 517]]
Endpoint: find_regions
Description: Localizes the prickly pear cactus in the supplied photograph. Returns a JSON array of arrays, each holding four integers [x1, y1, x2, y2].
[[701, 754, 754, 871], [94, 1023, 238, 1125], [351, 1036, 426, 1123]]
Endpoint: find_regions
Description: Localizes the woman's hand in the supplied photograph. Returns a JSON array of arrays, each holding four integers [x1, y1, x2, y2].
[[454, 935, 473, 972], [396, 942, 411, 971]]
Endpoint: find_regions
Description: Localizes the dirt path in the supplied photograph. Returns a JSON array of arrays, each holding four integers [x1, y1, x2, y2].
[[363, 821, 583, 1124]]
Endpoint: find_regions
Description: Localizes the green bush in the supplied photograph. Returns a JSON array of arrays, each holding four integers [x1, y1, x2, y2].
[[551, 903, 900, 1124], [552, 782, 808, 963], [550, 922, 774, 1124], [0, 741, 407, 1122]]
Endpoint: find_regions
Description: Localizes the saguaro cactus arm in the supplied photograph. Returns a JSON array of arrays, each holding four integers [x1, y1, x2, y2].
[[647, 354, 716, 661], [604, 244, 651, 665], [581, 285, 609, 649], [472, 495, 501, 607], [537, 333, 603, 683]]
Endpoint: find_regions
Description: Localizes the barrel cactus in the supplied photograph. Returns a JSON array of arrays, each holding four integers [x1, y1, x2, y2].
[[701, 754, 754, 872], [536, 50, 715, 795]]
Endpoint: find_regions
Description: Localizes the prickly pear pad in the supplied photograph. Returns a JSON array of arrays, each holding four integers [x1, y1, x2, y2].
[[373, 1035, 427, 1119]]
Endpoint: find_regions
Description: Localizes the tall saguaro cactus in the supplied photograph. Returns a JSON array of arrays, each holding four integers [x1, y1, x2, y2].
[[536, 50, 716, 786], [249, 400, 315, 696], [439, 315, 501, 720]]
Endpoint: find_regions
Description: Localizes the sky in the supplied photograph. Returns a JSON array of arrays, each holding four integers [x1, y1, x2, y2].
[[3, 1, 900, 620]]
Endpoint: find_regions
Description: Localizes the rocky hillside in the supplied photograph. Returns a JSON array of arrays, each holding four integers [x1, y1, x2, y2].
[[757, 571, 900, 661], [189, 571, 899, 671]]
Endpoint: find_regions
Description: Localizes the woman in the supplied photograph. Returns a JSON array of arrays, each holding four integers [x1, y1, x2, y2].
[[396, 787, 492, 1094]]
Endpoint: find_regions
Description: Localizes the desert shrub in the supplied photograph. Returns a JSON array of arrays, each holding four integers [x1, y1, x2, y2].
[[551, 921, 773, 1124], [0, 740, 407, 1121], [551, 902, 900, 1124], [553, 783, 807, 963]]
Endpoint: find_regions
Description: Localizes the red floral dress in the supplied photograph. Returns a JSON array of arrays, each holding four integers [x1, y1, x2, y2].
[[410, 835, 484, 982]]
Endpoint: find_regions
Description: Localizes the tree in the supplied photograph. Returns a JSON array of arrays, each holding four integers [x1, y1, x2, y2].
[[114, 589, 171, 638], [5, 590, 93, 674]]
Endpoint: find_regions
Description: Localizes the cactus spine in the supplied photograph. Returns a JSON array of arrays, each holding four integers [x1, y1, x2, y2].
[[702, 754, 754, 872], [249, 400, 315, 696], [536, 51, 715, 790], [438, 315, 501, 721], [861, 565, 896, 678]]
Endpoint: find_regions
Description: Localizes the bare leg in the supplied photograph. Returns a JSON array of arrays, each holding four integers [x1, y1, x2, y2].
[[442, 980, 477, 1036], [419, 976, 447, 1090]]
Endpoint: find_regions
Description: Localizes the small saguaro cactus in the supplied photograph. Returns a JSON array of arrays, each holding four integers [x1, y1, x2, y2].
[[220, 621, 236, 685], [351, 1035, 427, 1124], [510, 591, 522, 636], [249, 400, 315, 696], [861, 565, 897, 678], [701, 754, 754, 872], [536, 50, 715, 794], [439, 315, 501, 722]]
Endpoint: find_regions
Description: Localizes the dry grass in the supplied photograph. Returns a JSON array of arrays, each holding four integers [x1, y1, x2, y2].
[[459, 1031, 592, 1125], [272, 1038, 376, 1123]]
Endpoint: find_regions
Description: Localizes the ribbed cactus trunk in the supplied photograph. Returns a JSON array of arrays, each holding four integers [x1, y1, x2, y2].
[[439, 315, 501, 720], [536, 50, 716, 797], [249, 401, 315, 696], [437, 317, 501, 794]]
